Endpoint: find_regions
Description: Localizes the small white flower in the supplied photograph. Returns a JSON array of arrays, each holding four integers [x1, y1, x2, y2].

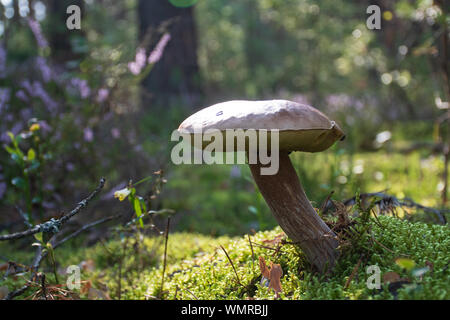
[[114, 188, 131, 201]]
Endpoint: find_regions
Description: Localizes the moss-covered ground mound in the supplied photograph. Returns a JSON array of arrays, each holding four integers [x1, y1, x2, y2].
[[1, 215, 449, 300]]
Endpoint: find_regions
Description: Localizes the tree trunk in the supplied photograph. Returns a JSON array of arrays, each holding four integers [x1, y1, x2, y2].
[[249, 152, 339, 272], [138, 0, 201, 107], [47, 0, 85, 64]]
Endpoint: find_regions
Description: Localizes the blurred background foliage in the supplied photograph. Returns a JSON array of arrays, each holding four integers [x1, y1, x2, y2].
[[0, 0, 448, 236]]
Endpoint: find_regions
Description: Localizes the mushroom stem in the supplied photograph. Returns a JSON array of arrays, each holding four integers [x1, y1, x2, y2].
[[248, 151, 338, 272]]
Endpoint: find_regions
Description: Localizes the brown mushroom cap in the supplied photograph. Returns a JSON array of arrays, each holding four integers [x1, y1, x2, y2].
[[178, 100, 345, 152]]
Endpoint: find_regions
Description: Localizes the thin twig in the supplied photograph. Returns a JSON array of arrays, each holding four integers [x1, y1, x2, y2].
[[184, 288, 199, 300], [59, 178, 106, 224], [324, 191, 448, 224], [344, 255, 363, 290], [160, 217, 171, 299], [248, 235, 255, 273], [15, 206, 32, 228], [5, 246, 43, 300], [220, 245, 243, 287], [40, 273, 47, 300], [53, 214, 121, 248], [0, 178, 106, 241], [124, 209, 174, 228], [319, 190, 335, 214]]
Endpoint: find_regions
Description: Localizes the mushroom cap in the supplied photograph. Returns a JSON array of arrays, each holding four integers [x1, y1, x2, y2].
[[178, 100, 345, 152]]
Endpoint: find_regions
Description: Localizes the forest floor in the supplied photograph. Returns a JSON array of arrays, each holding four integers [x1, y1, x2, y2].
[[1, 210, 449, 300]]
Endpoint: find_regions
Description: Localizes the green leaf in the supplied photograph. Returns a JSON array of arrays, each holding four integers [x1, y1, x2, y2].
[[133, 197, 144, 228], [34, 232, 43, 243], [139, 197, 147, 214], [132, 176, 152, 187], [27, 148, 36, 161], [11, 177, 26, 190], [395, 258, 416, 271], [7, 132, 15, 144]]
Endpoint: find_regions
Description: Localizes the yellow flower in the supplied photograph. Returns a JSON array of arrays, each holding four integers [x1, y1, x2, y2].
[[114, 188, 131, 201], [383, 11, 393, 21], [29, 123, 40, 132]]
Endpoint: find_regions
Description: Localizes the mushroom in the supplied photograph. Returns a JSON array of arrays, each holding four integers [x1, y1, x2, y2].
[[177, 100, 345, 272]]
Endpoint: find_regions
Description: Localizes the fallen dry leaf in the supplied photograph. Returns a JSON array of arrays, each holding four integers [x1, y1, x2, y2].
[[258, 256, 283, 297], [268, 262, 283, 296], [258, 256, 270, 279], [261, 233, 286, 247], [80, 280, 92, 296], [383, 271, 401, 284]]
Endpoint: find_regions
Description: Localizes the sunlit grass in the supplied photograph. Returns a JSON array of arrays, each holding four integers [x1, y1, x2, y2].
[[163, 148, 446, 236]]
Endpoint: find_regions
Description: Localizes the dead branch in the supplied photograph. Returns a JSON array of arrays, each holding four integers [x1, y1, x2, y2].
[[0, 178, 106, 241], [3, 178, 108, 300], [53, 214, 121, 248], [323, 192, 448, 225]]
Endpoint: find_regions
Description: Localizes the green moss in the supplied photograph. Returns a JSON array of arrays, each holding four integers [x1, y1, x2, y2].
[[89, 216, 450, 299], [1, 216, 448, 300]]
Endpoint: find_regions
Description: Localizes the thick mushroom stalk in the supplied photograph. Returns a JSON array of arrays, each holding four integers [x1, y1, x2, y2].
[[249, 151, 338, 272]]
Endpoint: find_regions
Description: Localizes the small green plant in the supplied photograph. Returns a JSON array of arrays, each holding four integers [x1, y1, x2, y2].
[[32, 231, 59, 283], [113, 173, 168, 228], [4, 119, 47, 223]]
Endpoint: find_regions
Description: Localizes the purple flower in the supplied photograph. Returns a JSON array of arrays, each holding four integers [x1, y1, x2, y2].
[[21, 80, 33, 93], [69, 78, 91, 99], [28, 18, 49, 49], [11, 122, 24, 135], [78, 81, 90, 98], [36, 57, 52, 82], [22, 80, 58, 112], [96, 88, 109, 103], [148, 33, 171, 64], [111, 127, 120, 139], [83, 127, 94, 142], [20, 108, 32, 120], [128, 47, 147, 75], [1, 122, 23, 143], [4, 113, 13, 122], [0, 88, 11, 113], [16, 90, 29, 102], [37, 120, 51, 132]]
